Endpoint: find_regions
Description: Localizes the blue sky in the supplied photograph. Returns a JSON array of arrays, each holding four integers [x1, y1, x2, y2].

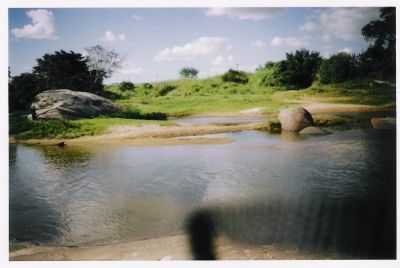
[[9, 7, 380, 83]]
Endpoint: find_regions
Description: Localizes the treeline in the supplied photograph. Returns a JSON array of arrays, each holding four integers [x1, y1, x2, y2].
[[9, 45, 121, 111], [255, 7, 395, 89]]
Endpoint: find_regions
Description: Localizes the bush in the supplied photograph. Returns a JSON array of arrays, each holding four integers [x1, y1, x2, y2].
[[109, 107, 167, 120], [257, 64, 281, 87], [143, 83, 153, 89], [120, 81, 135, 91], [9, 73, 42, 111], [15, 119, 82, 139], [319, 53, 359, 84], [221, 69, 249, 84], [157, 84, 176, 96]]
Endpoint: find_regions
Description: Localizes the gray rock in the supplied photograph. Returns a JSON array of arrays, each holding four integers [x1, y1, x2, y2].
[[370, 117, 396, 130], [299, 126, 330, 135], [278, 107, 314, 132], [31, 89, 119, 120]]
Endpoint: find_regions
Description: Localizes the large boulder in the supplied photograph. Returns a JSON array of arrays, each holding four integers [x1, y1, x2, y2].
[[371, 117, 396, 130], [278, 107, 314, 132], [31, 89, 119, 120]]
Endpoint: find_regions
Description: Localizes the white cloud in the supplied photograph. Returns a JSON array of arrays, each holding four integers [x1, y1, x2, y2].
[[299, 21, 317, 32], [212, 55, 234, 66], [252, 40, 266, 48], [206, 7, 285, 21], [117, 61, 143, 76], [12, 9, 57, 40], [299, 7, 380, 41], [101, 31, 126, 42], [119, 66, 143, 75], [131, 15, 143, 21], [154, 36, 230, 62], [338, 47, 352, 54], [270, 36, 308, 48]]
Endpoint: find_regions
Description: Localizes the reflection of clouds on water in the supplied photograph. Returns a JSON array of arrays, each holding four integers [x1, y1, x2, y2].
[[10, 129, 396, 249]]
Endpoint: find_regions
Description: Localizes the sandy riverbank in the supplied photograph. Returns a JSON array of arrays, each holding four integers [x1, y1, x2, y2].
[[10, 235, 328, 261], [10, 102, 394, 147]]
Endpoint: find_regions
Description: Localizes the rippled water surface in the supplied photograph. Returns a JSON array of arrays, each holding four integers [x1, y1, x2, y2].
[[9, 129, 396, 255]]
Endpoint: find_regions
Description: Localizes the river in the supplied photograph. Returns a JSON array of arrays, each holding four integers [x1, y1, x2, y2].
[[9, 128, 396, 258]]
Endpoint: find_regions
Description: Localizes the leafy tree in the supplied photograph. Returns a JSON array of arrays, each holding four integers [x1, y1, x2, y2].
[[33, 50, 99, 92], [179, 67, 199, 79], [257, 62, 281, 87], [361, 7, 395, 78], [120, 81, 135, 91], [277, 49, 322, 88], [85, 45, 123, 90], [221, 69, 249, 84], [9, 73, 41, 111], [319, 52, 359, 84], [143, 83, 153, 89]]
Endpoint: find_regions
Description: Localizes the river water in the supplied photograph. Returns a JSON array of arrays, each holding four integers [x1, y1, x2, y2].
[[9, 128, 396, 257]]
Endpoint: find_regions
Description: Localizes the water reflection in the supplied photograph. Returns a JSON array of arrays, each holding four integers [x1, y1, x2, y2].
[[9, 129, 396, 258]]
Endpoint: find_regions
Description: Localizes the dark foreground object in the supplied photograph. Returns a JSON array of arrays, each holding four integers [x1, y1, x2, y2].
[[185, 192, 396, 260]]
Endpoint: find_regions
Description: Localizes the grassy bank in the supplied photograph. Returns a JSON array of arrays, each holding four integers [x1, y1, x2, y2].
[[10, 115, 174, 140], [10, 72, 395, 140], [107, 76, 395, 117]]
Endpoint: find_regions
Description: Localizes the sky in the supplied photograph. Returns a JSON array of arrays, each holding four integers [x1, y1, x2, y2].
[[8, 7, 381, 84]]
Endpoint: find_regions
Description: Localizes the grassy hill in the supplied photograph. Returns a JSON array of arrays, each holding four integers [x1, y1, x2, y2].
[[10, 70, 395, 140], [105, 71, 395, 118]]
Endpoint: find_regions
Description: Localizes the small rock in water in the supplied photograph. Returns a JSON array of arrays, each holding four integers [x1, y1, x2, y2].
[[370, 117, 396, 130], [56, 141, 66, 147], [299, 126, 330, 135]]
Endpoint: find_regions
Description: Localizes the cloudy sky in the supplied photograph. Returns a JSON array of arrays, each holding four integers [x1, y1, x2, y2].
[[9, 7, 380, 83]]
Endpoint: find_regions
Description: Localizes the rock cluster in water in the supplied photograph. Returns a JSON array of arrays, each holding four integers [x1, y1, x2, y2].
[[31, 89, 119, 120]]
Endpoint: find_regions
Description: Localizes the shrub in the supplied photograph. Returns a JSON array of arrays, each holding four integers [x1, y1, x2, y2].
[[221, 69, 249, 84], [257, 64, 281, 87], [109, 109, 167, 120], [319, 53, 359, 84], [157, 84, 176, 96], [9, 72, 42, 111], [16, 119, 82, 139], [120, 81, 135, 91], [143, 83, 153, 89]]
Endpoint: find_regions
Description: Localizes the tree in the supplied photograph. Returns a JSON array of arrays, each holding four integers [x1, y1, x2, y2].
[[361, 7, 395, 78], [221, 69, 249, 84], [84, 45, 123, 90], [319, 52, 359, 84], [180, 67, 199, 79], [33, 50, 97, 92], [277, 49, 322, 89], [9, 73, 41, 111], [120, 81, 135, 91]]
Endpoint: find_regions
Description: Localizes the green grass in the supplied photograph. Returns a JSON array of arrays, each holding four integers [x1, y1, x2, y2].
[[273, 79, 396, 106], [106, 76, 394, 118], [11, 116, 174, 140], [11, 72, 395, 140]]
